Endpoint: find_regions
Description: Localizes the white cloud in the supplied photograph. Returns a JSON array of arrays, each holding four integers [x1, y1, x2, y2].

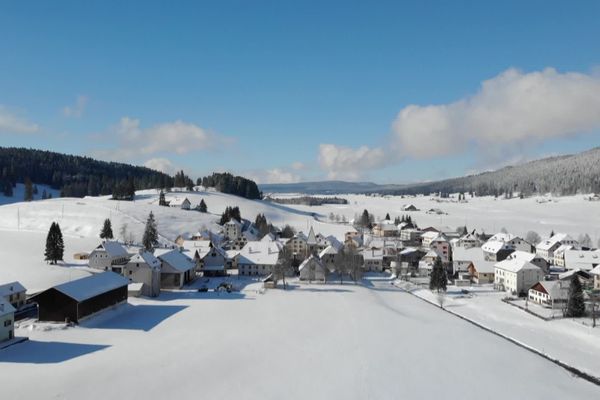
[[0, 105, 39, 133], [246, 167, 302, 184], [317, 67, 600, 179], [392, 67, 600, 158], [144, 157, 175, 174], [63, 95, 88, 118], [291, 161, 306, 171], [318, 143, 385, 180], [90, 117, 233, 163]]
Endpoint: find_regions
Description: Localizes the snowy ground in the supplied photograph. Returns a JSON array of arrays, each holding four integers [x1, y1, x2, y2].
[[2, 276, 597, 399], [398, 282, 600, 379]]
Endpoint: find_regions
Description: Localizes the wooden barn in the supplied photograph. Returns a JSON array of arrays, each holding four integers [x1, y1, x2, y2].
[[31, 272, 128, 323]]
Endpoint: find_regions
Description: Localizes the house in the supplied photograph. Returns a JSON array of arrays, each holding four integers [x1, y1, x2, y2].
[[0, 281, 27, 310], [528, 281, 569, 308], [319, 245, 338, 273], [563, 248, 600, 271], [0, 298, 15, 342], [504, 250, 549, 273], [30, 272, 128, 323], [552, 244, 573, 268], [89, 241, 131, 273], [494, 258, 544, 295], [457, 232, 481, 248], [362, 248, 384, 272], [400, 229, 422, 243], [402, 204, 419, 211], [536, 233, 578, 261], [452, 247, 495, 282], [591, 265, 600, 289], [123, 250, 161, 297], [430, 236, 451, 263], [482, 234, 533, 262], [155, 248, 197, 288], [285, 233, 309, 258], [73, 252, 89, 260], [169, 197, 191, 210], [224, 219, 242, 240], [200, 245, 228, 277], [372, 220, 398, 237], [399, 247, 426, 270], [558, 269, 593, 289], [298, 255, 328, 282], [237, 241, 281, 277], [421, 231, 441, 247], [422, 249, 440, 265]]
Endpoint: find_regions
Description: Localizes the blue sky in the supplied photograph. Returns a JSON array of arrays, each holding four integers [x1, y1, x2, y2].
[[1, 0, 599, 183]]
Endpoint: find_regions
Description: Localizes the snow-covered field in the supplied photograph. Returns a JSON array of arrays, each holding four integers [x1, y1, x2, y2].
[[2, 277, 597, 399], [1, 190, 600, 398]]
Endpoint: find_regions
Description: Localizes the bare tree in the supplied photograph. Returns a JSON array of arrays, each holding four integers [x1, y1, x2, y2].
[[525, 231, 541, 245], [274, 247, 293, 289], [119, 223, 128, 243], [334, 247, 350, 284], [578, 233, 592, 248]]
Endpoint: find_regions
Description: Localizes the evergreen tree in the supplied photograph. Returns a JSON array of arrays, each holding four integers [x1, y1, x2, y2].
[[44, 222, 64, 264], [281, 225, 295, 239], [24, 177, 33, 201], [566, 274, 586, 318], [199, 199, 207, 213], [385, 213, 391, 221], [100, 218, 114, 239], [41, 189, 47, 199], [158, 190, 167, 206], [429, 257, 447, 293], [142, 211, 158, 251]]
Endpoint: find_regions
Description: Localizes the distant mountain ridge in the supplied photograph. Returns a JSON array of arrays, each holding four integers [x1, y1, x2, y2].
[[260, 147, 600, 196]]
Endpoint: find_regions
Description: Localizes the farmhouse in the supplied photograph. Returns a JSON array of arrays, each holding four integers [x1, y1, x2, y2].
[[0, 281, 27, 309], [169, 197, 191, 210], [0, 298, 15, 342], [89, 241, 130, 272], [237, 241, 281, 277], [453, 247, 495, 283], [155, 248, 197, 288], [123, 250, 161, 297], [299, 255, 328, 282], [362, 248, 384, 272], [200, 245, 228, 277], [563, 248, 600, 271], [528, 281, 569, 308], [31, 272, 128, 323], [494, 258, 544, 295], [505, 250, 549, 272]]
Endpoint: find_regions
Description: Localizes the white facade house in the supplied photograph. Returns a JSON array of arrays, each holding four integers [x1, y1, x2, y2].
[[494, 258, 544, 295], [89, 241, 131, 272], [421, 231, 441, 247], [123, 250, 161, 297], [237, 241, 281, 277], [504, 250, 549, 273], [552, 244, 573, 268], [299, 255, 328, 282], [224, 219, 242, 240], [400, 229, 422, 242], [372, 220, 398, 237], [285, 233, 308, 258], [591, 265, 600, 290], [0, 298, 15, 342], [528, 280, 569, 308], [0, 281, 27, 310], [362, 248, 384, 272], [536, 233, 578, 261], [169, 197, 191, 210], [482, 233, 532, 261]]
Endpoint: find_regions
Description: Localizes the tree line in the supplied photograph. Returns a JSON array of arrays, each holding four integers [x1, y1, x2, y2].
[[199, 172, 262, 200]]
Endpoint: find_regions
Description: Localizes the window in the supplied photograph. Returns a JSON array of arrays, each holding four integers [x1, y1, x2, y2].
[[4, 319, 11, 327]]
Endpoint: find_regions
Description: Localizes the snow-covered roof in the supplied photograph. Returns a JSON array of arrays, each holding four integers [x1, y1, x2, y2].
[[261, 233, 276, 242], [237, 241, 281, 266], [506, 251, 538, 262], [488, 233, 516, 242], [453, 247, 496, 274], [481, 240, 508, 254], [0, 298, 16, 317], [307, 227, 317, 245], [168, 197, 190, 206], [50, 271, 129, 302], [495, 258, 541, 273], [421, 231, 440, 240], [326, 235, 343, 250], [319, 245, 338, 258], [564, 249, 600, 270], [530, 280, 568, 300], [225, 219, 242, 227], [590, 264, 600, 276], [155, 249, 195, 272], [362, 248, 384, 260], [129, 251, 161, 269], [298, 255, 326, 272], [0, 281, 26, 297], [536, 233, 576, 251], [95, 241, 129, 258], [400, 247, 418, 255]]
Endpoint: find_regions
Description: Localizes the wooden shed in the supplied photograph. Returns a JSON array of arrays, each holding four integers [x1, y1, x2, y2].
[[30, 272, 128, 323]]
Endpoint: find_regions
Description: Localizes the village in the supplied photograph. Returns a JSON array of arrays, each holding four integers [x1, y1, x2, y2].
[[2, 190, 600, 361]]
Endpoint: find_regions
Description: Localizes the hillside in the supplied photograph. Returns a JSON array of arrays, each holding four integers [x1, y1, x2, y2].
[[260, 147, 600, 196], [0, 147, 173, 198]]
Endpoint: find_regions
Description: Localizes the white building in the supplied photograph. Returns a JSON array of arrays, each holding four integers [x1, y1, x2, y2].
[[0, 281, 26, 310], [319, 245, 338, 273], [169, 197, 191, 210], [155, 248, 197, 288], [224, 219, 242, 240], [536, 233, 578, 261], [421, 231, 441, 247], [528, 280, 569, 308], [123, 250, 161, 297], [237, 241, 281, 277], [0, 298, 15, 342], [494, 258, 544, 295], [362, 248, 384, 272], [482, 233, 532, 261], [299, 255, 328, 282], [89, 241, 131, 272], [563, 248, 600, 271]]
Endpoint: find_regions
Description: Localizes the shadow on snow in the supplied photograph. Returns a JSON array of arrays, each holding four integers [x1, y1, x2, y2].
[[0, 341, 109, 364], [82, 304, 188, 332]]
